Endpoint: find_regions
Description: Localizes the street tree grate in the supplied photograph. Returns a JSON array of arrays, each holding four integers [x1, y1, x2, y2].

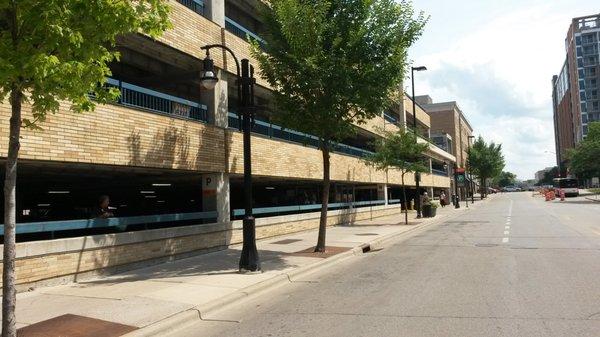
[[17, 314, 137, 337], [271, 239, 302, 245]]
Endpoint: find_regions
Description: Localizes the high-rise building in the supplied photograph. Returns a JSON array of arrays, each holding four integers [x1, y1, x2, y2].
[[553, 14, 600, 169]]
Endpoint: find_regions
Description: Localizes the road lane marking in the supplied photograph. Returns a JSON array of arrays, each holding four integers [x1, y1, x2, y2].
[[502, 237, 509, 243], [504, 231, 510, 235], [505, 226, 510, 229]]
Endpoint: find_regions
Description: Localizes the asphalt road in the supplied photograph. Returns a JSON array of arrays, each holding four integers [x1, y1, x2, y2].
[[172, 192, 600, 337]]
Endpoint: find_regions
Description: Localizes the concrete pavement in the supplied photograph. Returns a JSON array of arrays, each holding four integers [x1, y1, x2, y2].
[[10, 199, 482, 336], [173, 192, 600, 337]]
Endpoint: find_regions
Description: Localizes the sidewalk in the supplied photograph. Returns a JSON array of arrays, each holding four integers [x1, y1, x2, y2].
[[11, 198, 489, 337]]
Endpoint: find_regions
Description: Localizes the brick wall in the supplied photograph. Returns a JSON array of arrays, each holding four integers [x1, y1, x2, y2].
[[0, 101, 226, 173]]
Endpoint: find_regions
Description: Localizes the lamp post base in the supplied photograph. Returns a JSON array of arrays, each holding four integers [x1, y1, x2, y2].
[[239, 216, 261, 272]]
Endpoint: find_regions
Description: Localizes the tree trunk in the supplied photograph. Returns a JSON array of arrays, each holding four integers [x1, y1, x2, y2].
[[401, 172, 408, 225], [3, 88, 22, 337], [315, 143, 330, 252], [480, 177, 486, 198]]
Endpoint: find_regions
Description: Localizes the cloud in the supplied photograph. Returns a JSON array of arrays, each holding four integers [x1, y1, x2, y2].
[[406, 1, 597, 179]]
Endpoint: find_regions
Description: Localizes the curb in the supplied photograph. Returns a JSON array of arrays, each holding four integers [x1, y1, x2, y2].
[[585, 197, 600, 203], [123, 202, 482, 337]]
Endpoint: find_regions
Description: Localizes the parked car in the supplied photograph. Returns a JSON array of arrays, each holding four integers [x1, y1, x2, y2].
[[502, 186, 518, 192]]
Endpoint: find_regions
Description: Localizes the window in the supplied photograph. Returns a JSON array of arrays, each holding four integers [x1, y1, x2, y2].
[[576, 36, 582, 45], [582, 114, 588, 123], [578, 58, 584, 68], [581, 103, 587, 112], [583, 124, 588, 135], [580, 91, 586, 101], [593, 101, 599, 110], [580, 80, 586, 90]]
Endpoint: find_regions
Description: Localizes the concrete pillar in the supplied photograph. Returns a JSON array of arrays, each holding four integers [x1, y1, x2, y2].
[[201, 70, 228, 128], [202, 173, 230, 223], [205, 0, 225, 27], [377, 184, 388, 205]]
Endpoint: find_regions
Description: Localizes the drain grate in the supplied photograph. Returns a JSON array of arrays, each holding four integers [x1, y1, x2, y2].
[[17, 314, 137, 337], [271, 239, 302, 245], [475, 243, 499, 247]]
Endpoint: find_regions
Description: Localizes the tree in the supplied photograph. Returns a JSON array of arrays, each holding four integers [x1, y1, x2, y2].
[[493, 171, 517, 188], [252, 0, 426, 252], [364, 129, 429, 224], [535, 166, 559, 186], [568, 122, 600, 181], [0, 1, 170, 335], [468, 136, 504, 198]]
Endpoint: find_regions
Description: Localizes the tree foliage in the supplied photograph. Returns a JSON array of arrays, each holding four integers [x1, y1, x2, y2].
[[254, 0, 426, 142], [493, 171, 516, 188], [469, 136, 504, 197], [0, 2, 170, 336], [364, 129, 429, 224], [252, 0, 426, 251], [568, 122, 600, 180], [0, 0, 170, 124]]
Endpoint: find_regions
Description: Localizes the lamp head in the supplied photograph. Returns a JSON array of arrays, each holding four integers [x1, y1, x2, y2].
[[412, 66, 427, 72], [200, 54, 218, 90]]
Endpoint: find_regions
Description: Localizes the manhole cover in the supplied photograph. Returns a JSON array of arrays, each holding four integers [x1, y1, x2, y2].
[[355, 233, 378, 236], [288, 246, 351, 258], [17, 314, 137, 337], [271, 239, 302, 245], [475, 243, 499, 247]]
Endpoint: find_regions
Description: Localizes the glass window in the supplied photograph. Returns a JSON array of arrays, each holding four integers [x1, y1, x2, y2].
[[580, 80, 586, 90], [583, 125, 588, 135], [580, 91, 586, 101], [576, 36, 582, 45], [581, 103, 587, 112], [582, 113, 588, 123], [577, 47, 583, 56], [579, 69, 585, 78], [578, 58, 584, 68]]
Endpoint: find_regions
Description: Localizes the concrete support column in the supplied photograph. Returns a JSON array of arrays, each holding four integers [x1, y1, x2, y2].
[[377, 184, 388, 205], [202, 173, 230, 223], [205, 0, 225, 27], [201, 70, 228, 128]]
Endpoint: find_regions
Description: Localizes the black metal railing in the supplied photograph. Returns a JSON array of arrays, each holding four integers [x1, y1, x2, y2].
[[106, 78, 208, 122], [177, 0, 206, 16]]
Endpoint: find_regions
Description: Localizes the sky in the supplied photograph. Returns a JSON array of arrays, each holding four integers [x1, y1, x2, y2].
[[407, 0, 598, 180]]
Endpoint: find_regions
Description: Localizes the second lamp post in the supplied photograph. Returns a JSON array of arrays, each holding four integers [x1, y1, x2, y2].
[[411, 66, 427, 218]]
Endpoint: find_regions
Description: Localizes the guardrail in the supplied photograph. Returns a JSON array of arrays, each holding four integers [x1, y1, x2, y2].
[[232, 200, 387, 218], [106, 78, 208, 122], [431, 168, 449, 177], [225, 17, 266, 49], [0, 211, 218, 235], [176, 0, 205, 16], [227, 113, 373, 158]]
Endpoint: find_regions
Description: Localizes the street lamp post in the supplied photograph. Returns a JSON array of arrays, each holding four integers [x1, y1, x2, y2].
[[468, 135, 475, 204], [411, 66, 427, 218], [200, 44, 260, 272], [453, 163, 460, 209]]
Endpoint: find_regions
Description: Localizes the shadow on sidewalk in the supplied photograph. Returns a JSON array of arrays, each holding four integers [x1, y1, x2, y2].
[[73, 248, 296, 286]]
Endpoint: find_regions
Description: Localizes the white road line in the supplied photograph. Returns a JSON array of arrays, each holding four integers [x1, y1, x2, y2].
[[502, 200, 513, 244]]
